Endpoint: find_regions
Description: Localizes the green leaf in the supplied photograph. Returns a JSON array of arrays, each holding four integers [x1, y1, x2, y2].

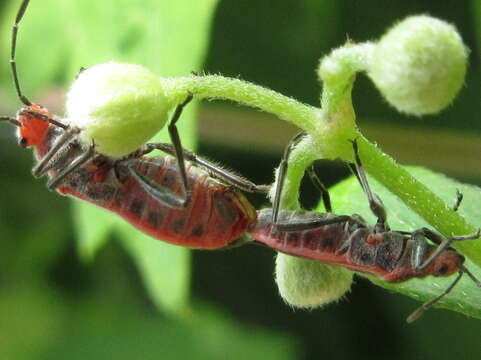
[[71, 201, 115, 262], [326, 166, 481, 319], [1, 0, 218, 94], [0, 286, 300, 360], [116, 220, 191, 315]]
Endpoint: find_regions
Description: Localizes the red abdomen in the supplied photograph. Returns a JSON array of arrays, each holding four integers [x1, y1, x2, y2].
[[251, 209, 354, 264], [58, 156, 257, 249], [251, 209, 392, 278]]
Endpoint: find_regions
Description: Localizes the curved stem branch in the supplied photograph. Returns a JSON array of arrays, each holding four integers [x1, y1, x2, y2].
[[161, 65, 478, 266], [162, 75, 323, 135]]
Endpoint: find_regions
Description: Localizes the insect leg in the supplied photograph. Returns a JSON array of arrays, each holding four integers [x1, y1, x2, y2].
[[406, 270, 464, 323], [273, 214, 362, 232], [166, 94, 194, 208], [122, 94, 195, 209], [127, 142, 269, 194], [350, 139, 388, 232], [411, 230, 429, 270], [413, 227, 480, 270], [269, 133, 364, 231], [271, 132, 307, 226], [461, 265, 481, 287], [32, 127, 80, 177], [125, 163, 186, 210], [46, 144, 96, 189], [306, 165, 332, 212]]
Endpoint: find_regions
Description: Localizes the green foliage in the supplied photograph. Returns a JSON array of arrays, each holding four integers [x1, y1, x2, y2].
[[0, 286, 299, 360], [328, 167, 481, 319], [73, 202, 116, 261], [117, 222, 191, 315]]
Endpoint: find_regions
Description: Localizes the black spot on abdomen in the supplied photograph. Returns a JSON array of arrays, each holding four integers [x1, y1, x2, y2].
[[129, 199, 144, 218], [147, 211, 164, 228], [172, 218, 186, 233], [190, 224, 204, 237]]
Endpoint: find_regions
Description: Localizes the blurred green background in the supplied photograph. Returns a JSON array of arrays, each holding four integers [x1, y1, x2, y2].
[[0, 0, 480, 359]]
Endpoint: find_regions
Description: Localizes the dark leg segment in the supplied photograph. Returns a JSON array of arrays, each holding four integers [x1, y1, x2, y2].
[[461, 265, 481, 287], [122, 142, 270, 194], [32, 127, 79, 177], [306, 165, 332, 213], [350, 139, 388, 232], [46, 144, 96, 189], [413, 227, 480, 270], [271, 132, 306, 226], [269, 133, 361, 231], [166, 94, 194, 208], [274, 214, 363, 232], [122, 95, 196, 210], [127, 164, 186, 209]]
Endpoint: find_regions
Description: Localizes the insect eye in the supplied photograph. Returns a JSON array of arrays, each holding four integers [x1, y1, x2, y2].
[[19, 137, 28, 147], [436, 263, 449, 275]]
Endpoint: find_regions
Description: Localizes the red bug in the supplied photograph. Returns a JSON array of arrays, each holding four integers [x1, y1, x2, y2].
[[249, 134, 481, 322], [55, 141, 264, 249], [0, 0, 268, 249], [1, 0, 225, 212]]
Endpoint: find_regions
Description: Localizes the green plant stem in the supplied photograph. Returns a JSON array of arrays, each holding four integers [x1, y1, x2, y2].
[[356, 136, 480, 263], [162, 75, 322, 135], [162, 71, 479, 266]]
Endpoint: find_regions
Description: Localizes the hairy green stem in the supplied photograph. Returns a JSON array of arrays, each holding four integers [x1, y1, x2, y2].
[[356, 136, 479, 262], [162, 75, 322, 135], [162, 68, 478, 265]]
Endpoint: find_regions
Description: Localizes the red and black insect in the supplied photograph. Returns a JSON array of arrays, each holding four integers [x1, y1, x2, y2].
[[0, 0, 224, 212], [0, 0, 269, 249], [250, 134, 481, 322]]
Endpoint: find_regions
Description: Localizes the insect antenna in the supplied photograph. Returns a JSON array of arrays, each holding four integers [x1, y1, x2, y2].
[[406, 270, 464, 323], [461, 265, 481, 288], [406, 265, 481, 323], [22, 109, 69, 130], [0, 116, 21, 127], [10, 0, 32, 106]]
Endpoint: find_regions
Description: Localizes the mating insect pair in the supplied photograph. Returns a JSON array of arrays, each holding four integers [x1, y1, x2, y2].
[[1, 0, 480, 323], [4, 98, 480, 322]]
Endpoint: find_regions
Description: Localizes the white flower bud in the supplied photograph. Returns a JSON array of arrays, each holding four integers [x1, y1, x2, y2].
[[368, 16, 468, 116], [66, 62, 173, 156], [275, 254, 353, 308]]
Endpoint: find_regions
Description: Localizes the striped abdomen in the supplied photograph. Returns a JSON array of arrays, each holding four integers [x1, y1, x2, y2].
[[251, 209, 461, 282], [251, 209, 356, 264], [250, 209, 403, 280], [58, 155, 257, 249]]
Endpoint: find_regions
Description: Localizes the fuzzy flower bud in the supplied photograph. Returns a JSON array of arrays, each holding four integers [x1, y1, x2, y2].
[[275, 254, 353, 308], [66, 62, 173, 156], [368, 15, 468, 116]]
